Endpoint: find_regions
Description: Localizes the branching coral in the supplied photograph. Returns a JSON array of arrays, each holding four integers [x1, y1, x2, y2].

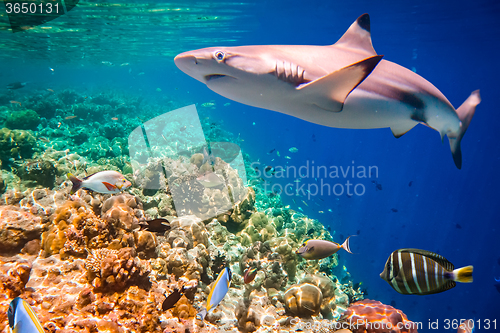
[[85, 247, 151, 292]]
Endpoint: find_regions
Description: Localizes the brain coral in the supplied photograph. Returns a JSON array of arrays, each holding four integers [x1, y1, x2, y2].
[[284, 283, 323, 317], [339, 299, 418, 333]]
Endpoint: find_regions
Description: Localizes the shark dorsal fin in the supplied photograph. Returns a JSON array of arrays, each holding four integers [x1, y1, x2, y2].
[[334, 14, 377, 56]]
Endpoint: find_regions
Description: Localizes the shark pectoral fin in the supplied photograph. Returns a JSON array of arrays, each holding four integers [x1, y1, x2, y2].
[[390, 122, 418, 138], [297, 55, 383, 112]]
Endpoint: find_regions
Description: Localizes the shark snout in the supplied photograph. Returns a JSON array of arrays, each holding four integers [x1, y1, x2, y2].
[[174, 54, 198, 67]]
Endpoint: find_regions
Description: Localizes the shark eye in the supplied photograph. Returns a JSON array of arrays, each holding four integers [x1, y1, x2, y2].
[[214, 51, 225, 62]]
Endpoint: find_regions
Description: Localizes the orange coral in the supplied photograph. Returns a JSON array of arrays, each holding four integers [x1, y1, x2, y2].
[[340, 299, 418, 333]]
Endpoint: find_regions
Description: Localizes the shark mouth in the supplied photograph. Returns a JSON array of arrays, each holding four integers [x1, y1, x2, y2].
[[204, 74, 233, 82]]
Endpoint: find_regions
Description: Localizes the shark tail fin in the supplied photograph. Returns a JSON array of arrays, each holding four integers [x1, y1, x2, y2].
[[448, 90, 481, 169]]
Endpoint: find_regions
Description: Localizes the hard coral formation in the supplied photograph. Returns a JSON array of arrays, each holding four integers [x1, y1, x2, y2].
[[5, 109, 40, 130], [284, 283, 323, 317], [85, 247, 151, 291], [0, 128, 36, 163], [340, 299, 418, 333]]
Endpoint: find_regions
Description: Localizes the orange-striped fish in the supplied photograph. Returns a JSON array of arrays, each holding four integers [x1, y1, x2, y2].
[[65, 115, 77, 120], [380, 248, 473, 295], [10, 100, 21, 106], [47, 88, 54, 92], [111, 117, 118, 121]]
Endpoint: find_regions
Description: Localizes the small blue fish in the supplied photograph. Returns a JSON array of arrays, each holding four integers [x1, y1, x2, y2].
[[8, 298, 44, 333], [196, 267, 231, 320]]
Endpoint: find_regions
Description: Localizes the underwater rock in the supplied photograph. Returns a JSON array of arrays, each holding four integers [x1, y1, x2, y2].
[[284, 283, 323, 317], [0, 128, 36, 163], [340, 299, 418, 333], [19, 188, 68, 222], [15, 159, 56, 188], [5, 109, 40, 130], [0, 205, 43, 254], [0, 256, 32, 298]]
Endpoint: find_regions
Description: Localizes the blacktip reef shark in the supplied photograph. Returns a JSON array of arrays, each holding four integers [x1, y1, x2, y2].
[[174, 14, 480, 169]]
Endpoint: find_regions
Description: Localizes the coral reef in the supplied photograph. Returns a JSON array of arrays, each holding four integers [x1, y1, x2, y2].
[[339, 299, 418, 333], [0, 128, 36, 163], [5, 109, 40, 130], [85, 247, 151, 291], [284, 283, 323, 317]]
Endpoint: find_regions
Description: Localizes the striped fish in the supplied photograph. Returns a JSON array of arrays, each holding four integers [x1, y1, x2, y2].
[[380, 248, 473, 295]]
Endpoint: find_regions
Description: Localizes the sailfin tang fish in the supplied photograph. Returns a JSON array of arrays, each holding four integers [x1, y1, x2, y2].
[[296, 236, 354, 260], [174, 14, 480, 169], [380, 248, 473, 295], [8, 298, 44, 333], [68, 171, 131, 194]]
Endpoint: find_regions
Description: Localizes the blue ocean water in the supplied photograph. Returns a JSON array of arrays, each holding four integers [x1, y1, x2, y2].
[[1, 0, 499, 332]]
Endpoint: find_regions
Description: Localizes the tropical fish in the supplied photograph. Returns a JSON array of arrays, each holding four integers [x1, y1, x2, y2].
[[380, 248, 473, 295], [180, 125, 187, 131], [8, 297, 44, 333], [457, 319, 475, 333], [138, 218, 171, 233], [197, 172, 225, 188], [6, 82, 26, 90], [68, 171, 132, 194], [111, 117, 119, 121], [264, 166, 276, 176], [65, 115, 77, 120], [10, 100, 22, 106], [162, 287, 185, 311], [174, 14, 480, 169], [243, 267, 258, 284], [47, 88, 54, 92], [289, 147, 298, 153], [197, 267, 232, 320], [296, 237, 353, 260], [267, 148, 276, 154], [38, 137, 49, 143], [201, 102, 215, 107]]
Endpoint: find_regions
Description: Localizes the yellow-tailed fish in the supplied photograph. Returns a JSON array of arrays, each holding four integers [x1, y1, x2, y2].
[[196, 267, 231, 320], [380, 248, 473, 295], [296, 237, 354, 260], [8, 297, 44, 333], [243, 267, 258, 284]]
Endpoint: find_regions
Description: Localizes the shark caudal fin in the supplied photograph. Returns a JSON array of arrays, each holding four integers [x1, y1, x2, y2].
[[448, 90, 481, 169]]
